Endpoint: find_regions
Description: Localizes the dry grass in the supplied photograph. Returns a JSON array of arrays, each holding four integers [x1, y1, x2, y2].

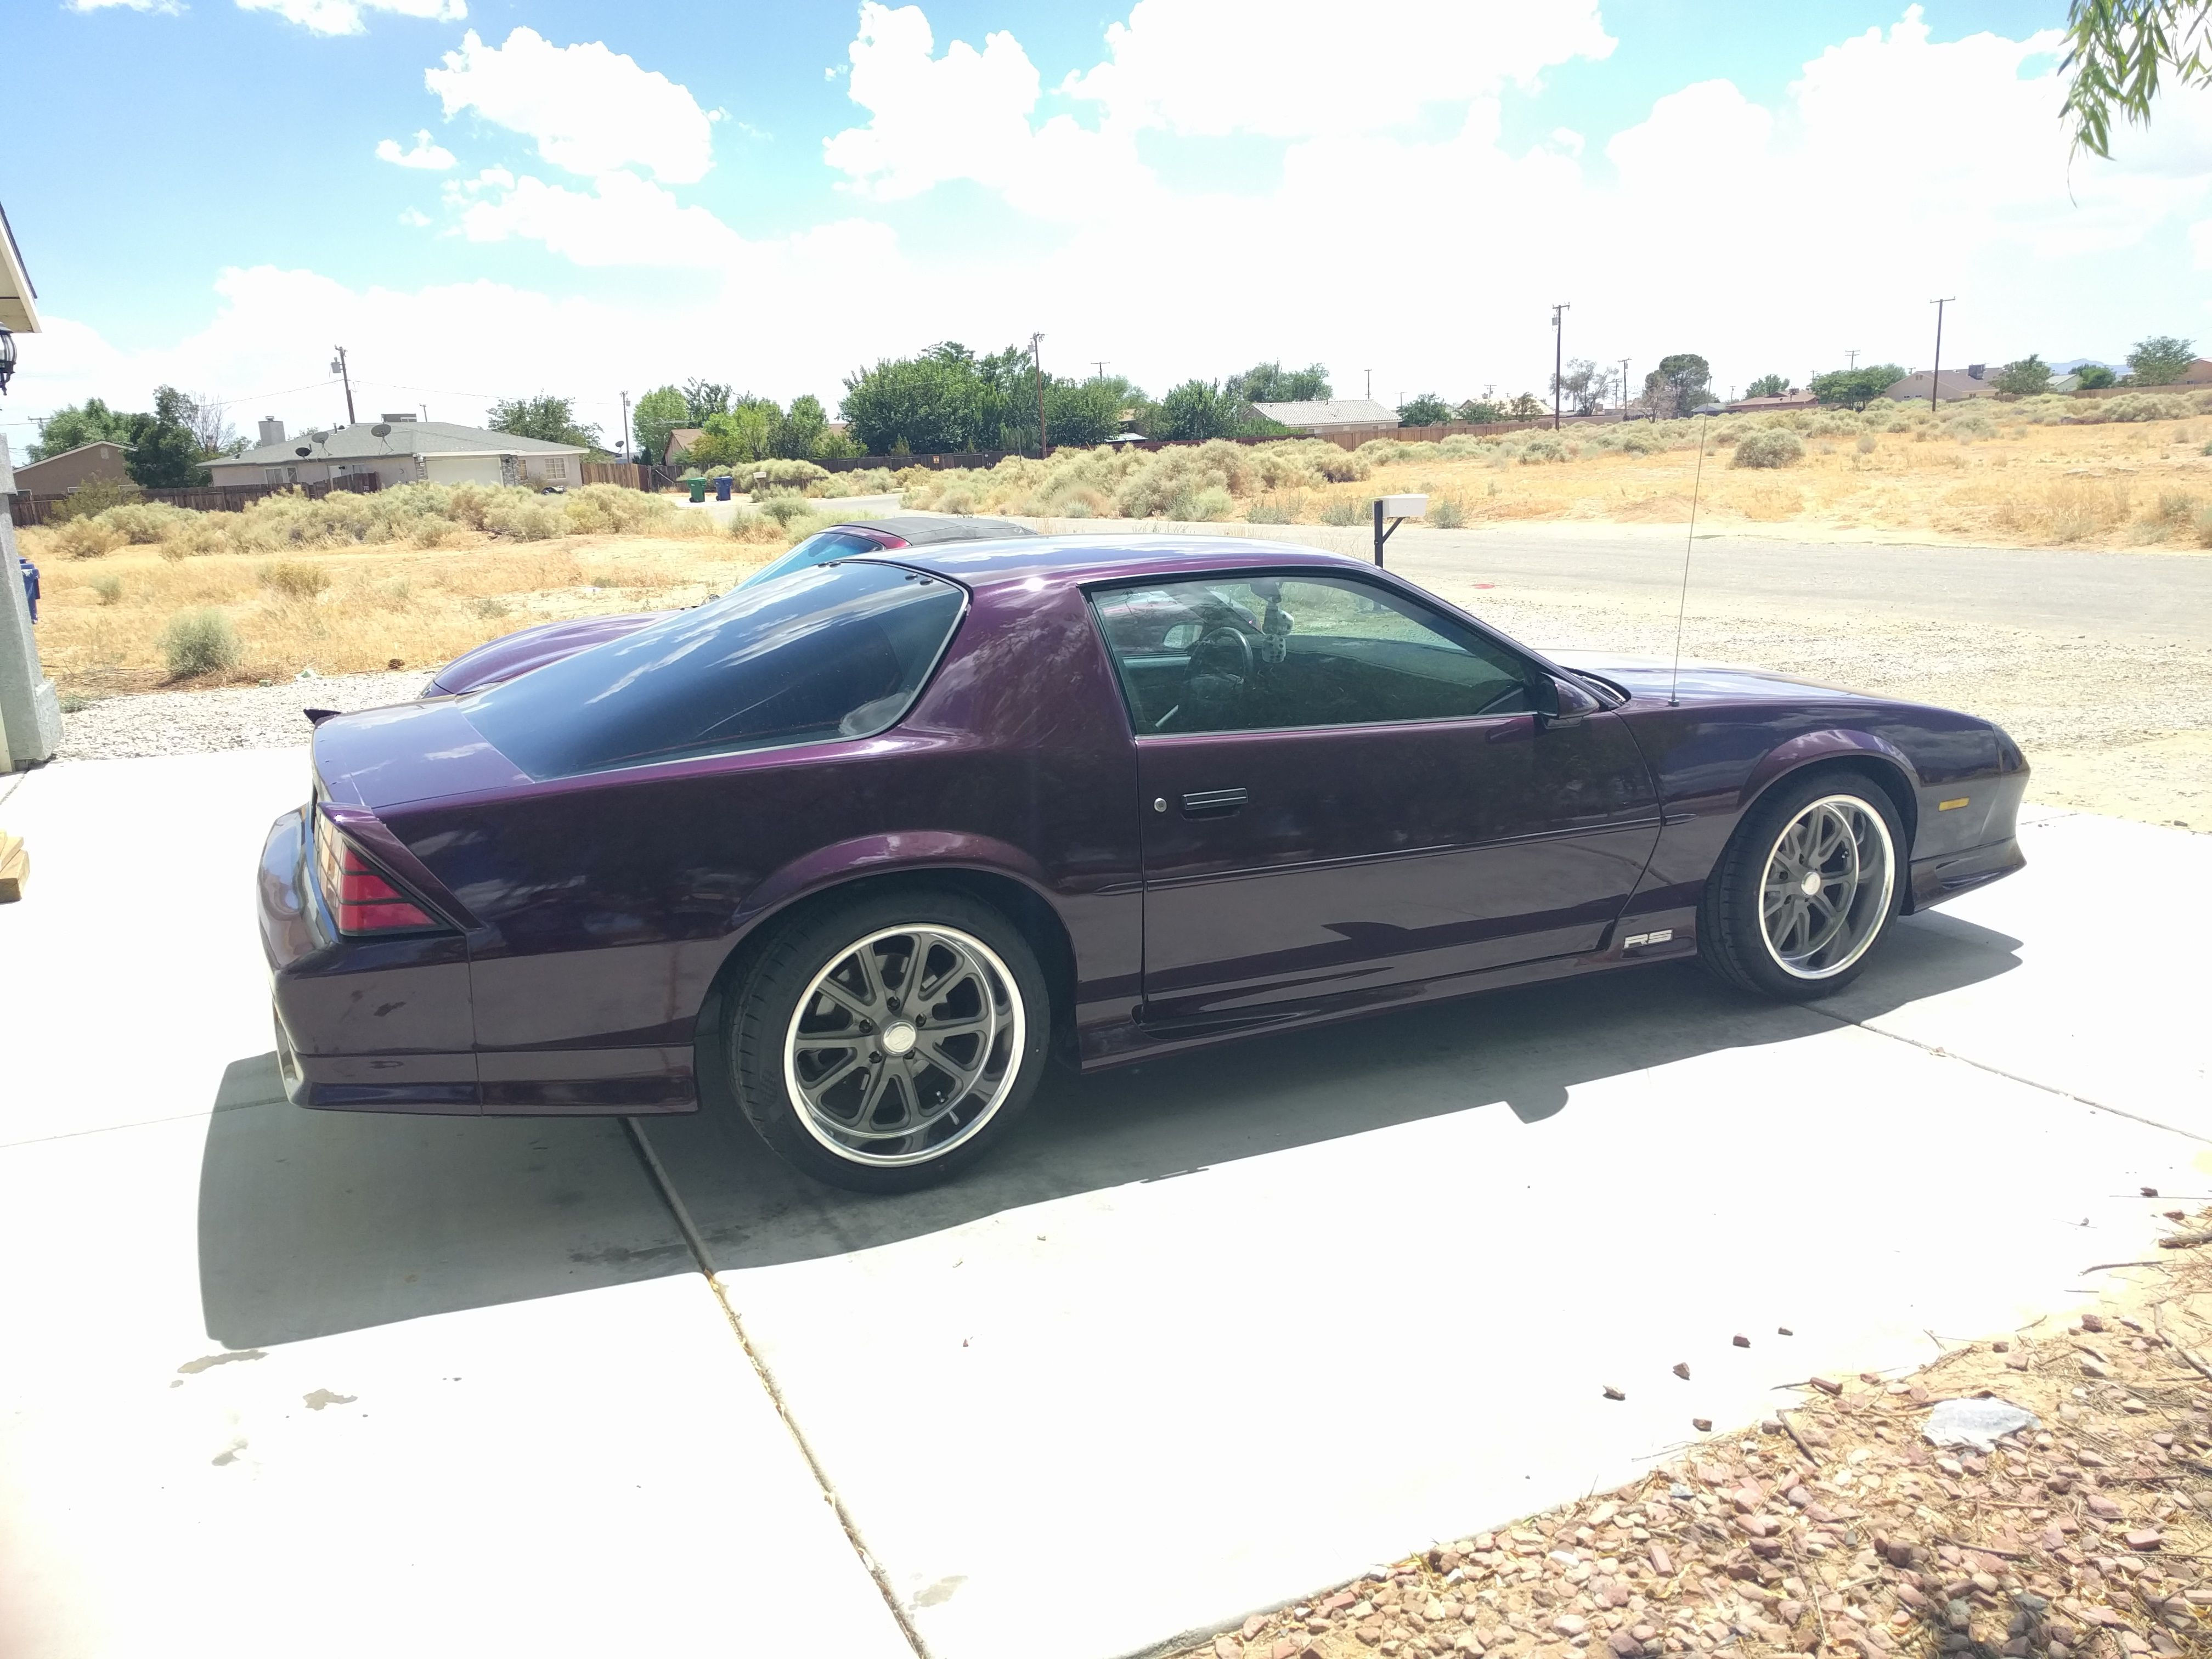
[[1178, 1213, 2212, 1659], [20, 523, 789, 694], [896, 399, 2212, 551]]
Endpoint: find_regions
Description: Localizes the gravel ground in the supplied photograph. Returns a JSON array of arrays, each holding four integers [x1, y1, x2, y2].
[[50, 670, 428, 762], [1175, 1212, 2212, 1659]]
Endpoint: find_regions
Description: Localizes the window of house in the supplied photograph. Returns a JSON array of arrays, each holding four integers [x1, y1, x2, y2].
[[1091, 574, 1539, 736], [545, 458, 567, 479]]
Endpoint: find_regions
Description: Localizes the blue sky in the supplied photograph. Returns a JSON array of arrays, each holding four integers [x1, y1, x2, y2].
[[4, 0, 2207, 447]]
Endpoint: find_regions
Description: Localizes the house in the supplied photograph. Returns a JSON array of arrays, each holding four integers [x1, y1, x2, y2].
[[1724, 388, 1820, 414], [1883, 368, 1998, 402], [204, 415, 591, 490], [662, 427, 707, 466], [13, 439, 131, 493], [1245, 398, 1401, 433], [2173, 358, 2212, 386]]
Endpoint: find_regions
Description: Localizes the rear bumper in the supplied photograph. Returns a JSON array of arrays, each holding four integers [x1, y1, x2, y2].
[[258, 806, 697, 1116]]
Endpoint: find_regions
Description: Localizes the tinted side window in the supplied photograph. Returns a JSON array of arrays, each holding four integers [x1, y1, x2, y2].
[[466, 561, 964, 778], [741, 530, 885, 589], [1092, 575, 1535, 735]]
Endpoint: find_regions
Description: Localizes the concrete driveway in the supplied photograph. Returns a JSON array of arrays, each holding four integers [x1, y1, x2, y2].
[[0, 751, 2204, 1659]]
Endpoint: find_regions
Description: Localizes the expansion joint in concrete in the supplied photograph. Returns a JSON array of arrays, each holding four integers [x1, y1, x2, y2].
[[621, 1116, 934, 1659]]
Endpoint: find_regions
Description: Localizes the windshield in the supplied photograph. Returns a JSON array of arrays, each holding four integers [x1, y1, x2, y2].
[[740, 529, 887, 588], [464, 560, 965, 779]]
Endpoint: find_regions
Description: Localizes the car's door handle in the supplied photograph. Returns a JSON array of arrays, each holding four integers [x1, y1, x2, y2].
[[1180, 788, 1247, 818]]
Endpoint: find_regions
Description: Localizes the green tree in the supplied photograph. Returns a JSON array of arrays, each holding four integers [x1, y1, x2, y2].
[[1042, 379, 1122, 448], [769, 393, 829, 459], [1396, 393, 1452, 426], [2059, 0, 2212, 157], [1225, 361, 1331, 405], [1155, 379, 1245, 441], [689, 397, 779, 467], [486, 393, 602, 448], [123, 386, 212, 487], [632, 385, 687, 461], [1745, 374, 1789, 398], [841, 354, 988, 454], [1809, 365, 1906, 410], [680, 380, 732, 424], [1643, 354, 1714, 419], [1505, 393, 1547, 420], [2076, 363, 2118, 389], [2125, 335, 2197, 384], [28, 397, 137, 461], [1454, 398, 1506, 425], [1993, 356, 2054, 395]]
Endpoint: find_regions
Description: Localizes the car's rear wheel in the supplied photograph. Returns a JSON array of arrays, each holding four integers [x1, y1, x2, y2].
[[727, 889, 1050, 1192], [1699, 772, 1903, 1000]]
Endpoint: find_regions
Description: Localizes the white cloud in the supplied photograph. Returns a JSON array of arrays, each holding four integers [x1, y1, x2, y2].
[[375, 130, 456, 170], [1063, 0, 1615, 138], [425, 27, 715, 183], [444, 168, 747, 267], [825, 3, 1149, 218], [398, 207, 432, 227], [236, 0, 462, 35], [66, 0, 185, 15]]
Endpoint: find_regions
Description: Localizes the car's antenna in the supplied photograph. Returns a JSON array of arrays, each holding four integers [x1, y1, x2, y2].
[[1667, 414, 1709, 708]]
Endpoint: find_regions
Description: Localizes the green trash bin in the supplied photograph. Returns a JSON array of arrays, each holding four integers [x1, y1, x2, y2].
[[686, 477, 708, 504]]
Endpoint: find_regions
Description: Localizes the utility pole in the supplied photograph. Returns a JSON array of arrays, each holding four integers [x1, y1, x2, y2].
[[1549, 302, 1570, 430], [1364, 368, 1372, 401], [330, 345, 356, 425], [1029, 331, 1048, 457], [619, 390, 632, 462], [1618, 358, 1630, 424], [1092, 360, 1109, 381], [1845, 348, 1859, 369], [1928, 299, 1954, 413]]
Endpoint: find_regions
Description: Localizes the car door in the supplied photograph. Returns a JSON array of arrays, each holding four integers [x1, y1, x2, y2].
[[1090, 573, 1661, 1028]]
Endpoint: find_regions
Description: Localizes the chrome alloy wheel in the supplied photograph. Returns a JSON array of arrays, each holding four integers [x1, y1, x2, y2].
[[1757, 793, 1897, 980], [782, 924, 1024, 1167]]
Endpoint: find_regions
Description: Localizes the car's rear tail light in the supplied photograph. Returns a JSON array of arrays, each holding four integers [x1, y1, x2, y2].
[[313, 810, 437, 935]]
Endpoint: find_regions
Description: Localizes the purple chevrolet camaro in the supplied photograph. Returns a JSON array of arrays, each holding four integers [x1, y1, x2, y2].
[[259, 534, 2028, 1192]]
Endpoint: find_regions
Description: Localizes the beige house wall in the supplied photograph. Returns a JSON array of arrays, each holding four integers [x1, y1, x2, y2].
[[13, 442, 131, 493]]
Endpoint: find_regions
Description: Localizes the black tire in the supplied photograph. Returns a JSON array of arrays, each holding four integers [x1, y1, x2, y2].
[[1698, 770, 1906, 1001], [726, 887, 1051, 1193]]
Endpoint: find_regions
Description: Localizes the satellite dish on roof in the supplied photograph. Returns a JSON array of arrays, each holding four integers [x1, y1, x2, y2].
[[307, 430, 329, 443], [370, 422, 392, 437], [295, 446, 312, 458]]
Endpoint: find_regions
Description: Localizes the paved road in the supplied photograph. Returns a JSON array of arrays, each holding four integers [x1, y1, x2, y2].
[[5, 751, 2209, 1659], [1003, 515, 2212, 646]]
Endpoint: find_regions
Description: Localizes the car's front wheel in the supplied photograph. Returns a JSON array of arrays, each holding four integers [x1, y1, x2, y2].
[[727, 889, 1050, 1192], [1699, 772, 1904, 1000]]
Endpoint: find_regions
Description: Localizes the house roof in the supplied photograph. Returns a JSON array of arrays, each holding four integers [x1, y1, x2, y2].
[[663, 427, 707, 456], [1248, 398, 1400, 427], [1725, 391, 1819, 411], [18, 439, 129, 468], [0, 200, 39, 334], [1884, 370, 1996, 398], [212, 418, 590, 468]]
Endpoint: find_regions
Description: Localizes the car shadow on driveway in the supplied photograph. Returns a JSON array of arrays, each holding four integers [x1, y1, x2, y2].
[[648, 907, 2023, 1273], [196, 909, 2018, 1347]]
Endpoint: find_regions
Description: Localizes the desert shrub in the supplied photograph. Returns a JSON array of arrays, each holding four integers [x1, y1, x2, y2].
[[1245, 494, 1304, 524], [473, 492, 565, 541], [160, 608, 242, 677], [51, 517, 125, 558], [559, 483, 673, 535], [1732, 428, 1805, 469], [1319, 497, 1364, 526], [1856, 434, 1878, 454], [934, 486, 979, 516], [258, 560, 330, 599], [1185, 486, 1234, 522], [1427, 497, 1465, 528], [44, 477, 144, 523], [1804, 410, 1866, 437], [410, 515, 461, 548], [88, 573, 122, 605], [1944, 408, 1999, 440], [816, 467, 899, 499], [2197, 507, 2212, 548], [757, 495, 815, 526], [95, 501, 199, 544], [2157, 490, 2198, 523], [1518, 437, 1572, 464], [2085, 393, 2198, 424]]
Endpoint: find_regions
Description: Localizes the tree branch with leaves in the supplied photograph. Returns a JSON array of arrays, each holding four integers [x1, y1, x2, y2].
[[2060, 0, 2212, 156]]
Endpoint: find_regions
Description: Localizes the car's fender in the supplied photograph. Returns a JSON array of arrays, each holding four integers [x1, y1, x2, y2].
[[729, 830, 1063, 939], [1736, 727, 1924, 839]]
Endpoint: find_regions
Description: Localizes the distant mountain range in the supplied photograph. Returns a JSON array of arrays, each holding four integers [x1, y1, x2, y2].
[[2049, 358, 2125, 374]]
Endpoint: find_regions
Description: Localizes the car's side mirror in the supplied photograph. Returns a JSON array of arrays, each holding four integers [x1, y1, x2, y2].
[[1526, 674, 1561, 718], [1532, 674, 1597, 726]]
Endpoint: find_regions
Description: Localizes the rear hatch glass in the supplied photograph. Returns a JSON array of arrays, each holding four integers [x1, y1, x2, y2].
[[462, 560, 964, 779]]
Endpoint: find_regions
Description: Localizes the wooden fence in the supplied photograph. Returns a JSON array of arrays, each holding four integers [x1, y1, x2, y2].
[[5, 473, 382, 528]]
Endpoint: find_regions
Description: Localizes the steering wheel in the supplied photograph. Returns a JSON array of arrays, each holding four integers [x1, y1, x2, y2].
[[1190, 626, 1253, 682]]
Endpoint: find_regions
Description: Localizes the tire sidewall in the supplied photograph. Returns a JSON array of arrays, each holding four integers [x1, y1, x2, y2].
[[726, 888, 1052, 1193], [1704, 771, 1906, 1000]]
